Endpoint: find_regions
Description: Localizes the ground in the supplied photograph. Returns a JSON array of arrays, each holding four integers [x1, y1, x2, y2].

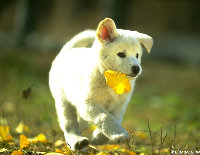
[[0, 48, 200, 154]]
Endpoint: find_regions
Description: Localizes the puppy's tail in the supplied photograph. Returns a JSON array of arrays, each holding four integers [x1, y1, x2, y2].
[[63, 30, 96, 49]]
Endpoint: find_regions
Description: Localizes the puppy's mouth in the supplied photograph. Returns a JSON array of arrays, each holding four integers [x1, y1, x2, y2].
[[127, 73, 140, 79]]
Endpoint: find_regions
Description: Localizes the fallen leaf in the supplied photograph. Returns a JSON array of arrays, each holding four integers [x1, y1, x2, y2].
[[155, 148, 169, 154], [104, 70, 131, 94], [0, 126, 9, 140], [97, 144, 120, 150], [129, 152, 137, 155], [63, 144, 72, 154], [29, 133, 48, 143], [54, 140, 65, 146], [4, 135, 13, 141], [55, 148, 64, 154], [20, 135, 30, 149], [0, 148, 8, 153], [11, 150, 24, 155], [0, 125, 13, 141], [35, 133, 48, 143], [120, 148, 136, 155], [7, 141, 15, 145], [96, 152, 108, 155], [96, 144, 136, 155], [45, 153, 64, 155], [15, 122, 29, 134]]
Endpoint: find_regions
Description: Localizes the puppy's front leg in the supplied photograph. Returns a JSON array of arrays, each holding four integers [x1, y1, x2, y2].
[[91, 103, 129, 145], [77, 103, 128, 143]]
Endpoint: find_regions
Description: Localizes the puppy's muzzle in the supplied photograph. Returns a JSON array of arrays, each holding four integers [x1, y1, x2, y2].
[[130, 65, 140, 77]]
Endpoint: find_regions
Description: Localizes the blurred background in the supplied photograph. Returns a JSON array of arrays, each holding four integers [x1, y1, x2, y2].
[[0, 0, 200, 152]]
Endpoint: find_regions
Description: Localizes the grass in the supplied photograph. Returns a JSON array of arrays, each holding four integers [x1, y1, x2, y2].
[[0, 48, 200, 154]]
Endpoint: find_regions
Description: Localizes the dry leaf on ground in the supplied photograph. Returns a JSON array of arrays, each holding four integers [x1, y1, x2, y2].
[[20, 135, 30, 149], [11, 150, 24, 155], [15, 122, 29, 134], [29, 133, 48, 143], [0, 125, 13, 141]]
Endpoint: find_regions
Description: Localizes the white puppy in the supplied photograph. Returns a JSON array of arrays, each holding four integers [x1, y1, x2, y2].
[[49, 18, 153, 150]]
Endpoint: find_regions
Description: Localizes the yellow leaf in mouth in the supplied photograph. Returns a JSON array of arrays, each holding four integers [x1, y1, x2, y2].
[[104, 70, 131, 94]]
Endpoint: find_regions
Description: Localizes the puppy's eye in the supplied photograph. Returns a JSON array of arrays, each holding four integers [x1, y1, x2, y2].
[[136, 53, 139, 59], [117, 52, 126, 58]]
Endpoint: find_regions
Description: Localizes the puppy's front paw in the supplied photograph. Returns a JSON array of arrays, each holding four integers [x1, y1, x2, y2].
[[111, 132, 128, 143], [74, 137, 89, 150], [91, 129, 109, 145]]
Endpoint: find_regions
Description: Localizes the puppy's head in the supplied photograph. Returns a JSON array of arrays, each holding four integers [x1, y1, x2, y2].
[[96, 18, 153, 78]]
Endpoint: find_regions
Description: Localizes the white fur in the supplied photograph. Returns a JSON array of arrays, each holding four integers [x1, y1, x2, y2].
[[49, 18, 153, 150]]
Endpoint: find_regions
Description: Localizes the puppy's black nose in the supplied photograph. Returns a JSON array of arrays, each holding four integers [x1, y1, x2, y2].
[[131, 65, 140, 75]]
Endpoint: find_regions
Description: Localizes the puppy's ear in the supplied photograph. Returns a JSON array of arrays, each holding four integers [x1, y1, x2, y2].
[[96, 18, 118, 44], [134, 31, 153, 53]]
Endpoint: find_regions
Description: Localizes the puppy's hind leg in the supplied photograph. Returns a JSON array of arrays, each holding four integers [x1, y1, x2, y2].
[[55, 99, 89, 150]]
